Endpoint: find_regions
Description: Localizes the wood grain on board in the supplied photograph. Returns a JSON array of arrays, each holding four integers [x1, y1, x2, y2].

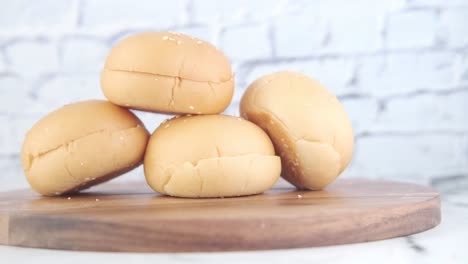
[[0, 178, 440, 252]]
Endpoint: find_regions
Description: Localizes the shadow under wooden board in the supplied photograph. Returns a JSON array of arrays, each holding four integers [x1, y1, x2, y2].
[[0, 178, 440, 252]]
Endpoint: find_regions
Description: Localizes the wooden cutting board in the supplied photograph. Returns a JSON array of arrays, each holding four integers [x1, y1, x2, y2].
[[0, 178, 440, 252]]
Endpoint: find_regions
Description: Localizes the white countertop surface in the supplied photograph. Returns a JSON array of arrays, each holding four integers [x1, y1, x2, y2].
[[1, 198, 466, 264]]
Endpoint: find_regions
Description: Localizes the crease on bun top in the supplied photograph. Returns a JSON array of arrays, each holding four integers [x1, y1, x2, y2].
[[104, 32, 234, 83], [21, 100, 147, 171], [149, 115, 276, 163], [22, 125, 143, 172], [144, 114, 281, 197], [158, 154, 280, 196]]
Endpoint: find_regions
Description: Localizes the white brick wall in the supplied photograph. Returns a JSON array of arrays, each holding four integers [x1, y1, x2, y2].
[[0, 0, 77, 34], [191, 0, 291, 24], [0, 53, 6, 72], [347, 134, 468, 182], [250, 58, 356, 93], [374, 90, 468, 132], [0, 0, 467, 192], [341, 97, 379, 134], [36, 74, 105, 111], [60, 36, 109, 73], [5, 39, 60, 78], [221, 24, 272, 61], [0, 115, 43, 155], [80, 0, 186, 31], [356, 52, 458, 96], [386, 10, 438, 49], [440, 9, 468, 47], [0, 155, 29, 190], [273, 5, 328, 57]]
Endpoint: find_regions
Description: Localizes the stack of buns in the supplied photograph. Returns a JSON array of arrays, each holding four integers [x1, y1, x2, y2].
[[21, 32, 353, 198]]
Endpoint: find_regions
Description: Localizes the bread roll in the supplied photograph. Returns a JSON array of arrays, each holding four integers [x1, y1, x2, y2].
[[21, 100, 149, 196], [101, 32, 234, 114], [240, 71, 354, 190], [144, 115, 281, 197]]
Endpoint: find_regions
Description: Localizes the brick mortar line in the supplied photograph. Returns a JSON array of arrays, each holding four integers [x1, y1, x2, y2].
[[356, 131, 468, 138], [0, 39, 466, 61]]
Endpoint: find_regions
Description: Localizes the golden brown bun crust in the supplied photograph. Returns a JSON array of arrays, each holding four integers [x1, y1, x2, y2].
[[144, 115, 281, 197], [240, 71, 354, 190], [21, 100, 150, 196], [101, 32, 234, 114]]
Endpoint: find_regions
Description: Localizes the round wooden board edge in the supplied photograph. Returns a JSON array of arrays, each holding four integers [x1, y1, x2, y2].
[[0, 179, 442, 252]]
